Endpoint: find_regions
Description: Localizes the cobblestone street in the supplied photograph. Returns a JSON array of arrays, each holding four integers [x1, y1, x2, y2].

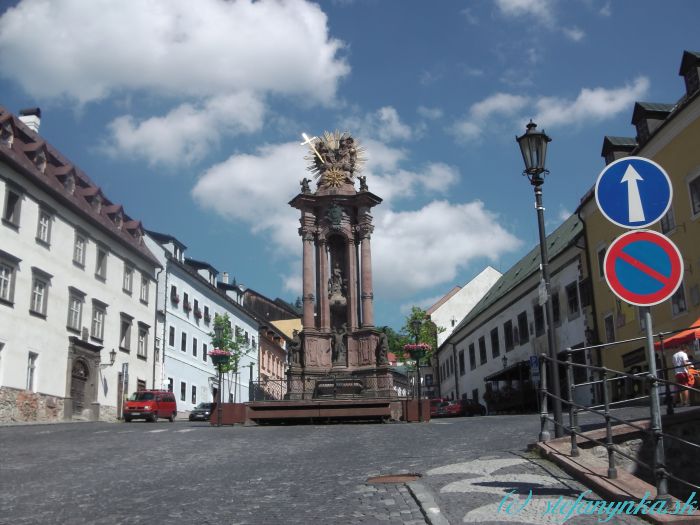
[[0, 411, 650, 524]]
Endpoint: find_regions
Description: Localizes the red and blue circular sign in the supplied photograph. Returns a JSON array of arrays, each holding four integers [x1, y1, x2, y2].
[[604, 230, 684, 307]]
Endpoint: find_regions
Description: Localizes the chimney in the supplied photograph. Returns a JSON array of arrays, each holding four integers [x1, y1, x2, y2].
[[18, 107, 41, 133], [222, 272, 229, 284]]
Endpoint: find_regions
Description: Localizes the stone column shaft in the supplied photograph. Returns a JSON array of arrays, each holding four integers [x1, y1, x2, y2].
[[319, 240, 330, 331], [302, 234, 314, 329], [347, 239, 358, 331], [360, 236, 374, 327]]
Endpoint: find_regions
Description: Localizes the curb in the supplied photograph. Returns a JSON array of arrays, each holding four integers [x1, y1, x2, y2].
[[407, 480, 451, 525]]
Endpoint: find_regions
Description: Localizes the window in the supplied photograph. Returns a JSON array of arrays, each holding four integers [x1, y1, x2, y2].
[[192, 337, 198, 357], [424, 374, 433, 386], [0, 252, 19, 305], [183, 292, 190, 311], [30, 269, 51, 317], [517, 312, 529, 344], [181, 332, 187, 352], [597, 247, 606, 279], [137, 324, 148, 358], [468, 343, 476, 370], [2, 189, 21, 227], [690, 174, 700, 216], [478, 336, 487, 365], [565, 283, 580, 319], [458, 350, 465, 375], [671, 284, 687, 316], [191, 385, 197, 404], [204, 305, 210, 323], [534, 304, 545, 336], [123, 264, 134, 294], [180, 381, 186, 402], [660, 206, 676, 234], [170, 285, 178, 303], [202, 343, 207, 362], [168, 326, 175, 347], [504, 320, 514, 351], [194, 299, 199, 314], [449, 356, 454, 376], [119, 314, 132, 351], [36, 209, 51, 245], [73, 233, 86, 267], [137, 379, 146, 391], [95, 247, 108, 280], [167, 377, 173, 392], [139, 274, 149, 303], [26, 352, 37, 391], [552, 292, 561, 324], [67, 288, 85, 331], [604, 314, 615, 343], [490, 328, 500, 358], [91, 301, 106, 340]]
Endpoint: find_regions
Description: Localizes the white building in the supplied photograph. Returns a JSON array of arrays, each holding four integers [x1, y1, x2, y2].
[[145, 231, 259, 414], [438, 214, 595, 411], [0, 107, 161, 422], [427, 266, 503, 347]]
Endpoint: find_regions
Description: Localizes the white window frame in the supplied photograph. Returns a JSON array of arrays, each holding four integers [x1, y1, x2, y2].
[[123, 264, 134, 294], [120, 314, 133, 351], [27, 352, 38, 391], [660, 205, 676, 234], [67, 289, 85, 331], [29, 269, 51, 317], [95, 247, 108, 281], [2, 188, 22, 227], [36, 209, 52, 245], [139, 273, 149, 303], [91, 301, 106, 341], [137, 324, 148, 358], [0, 251, 19, 305], [688, 170, 700, 219], [73, 233, 86, 267], [671, 283, 688, 317]]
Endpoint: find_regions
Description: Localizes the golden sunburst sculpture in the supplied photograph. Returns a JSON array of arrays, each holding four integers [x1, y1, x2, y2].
[[304, 130, 366, 189]]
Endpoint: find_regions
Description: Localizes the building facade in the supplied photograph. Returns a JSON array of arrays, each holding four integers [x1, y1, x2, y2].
[[438, 214, 595, 410], [0, 107, 160, 422], [145, 231, 260, 413], [579, 50, 700, 398]]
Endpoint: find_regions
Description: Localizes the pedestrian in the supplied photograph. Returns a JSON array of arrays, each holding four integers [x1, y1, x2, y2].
[[672, 345, 695, 406]]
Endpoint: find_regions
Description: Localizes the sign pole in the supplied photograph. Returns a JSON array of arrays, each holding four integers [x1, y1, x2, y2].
[[643, 307, 668, 500]]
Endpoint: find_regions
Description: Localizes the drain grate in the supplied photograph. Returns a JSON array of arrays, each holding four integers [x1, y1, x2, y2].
[[366, 473, 421, 484]]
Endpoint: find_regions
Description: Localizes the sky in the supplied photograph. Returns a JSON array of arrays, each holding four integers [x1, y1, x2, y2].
[[0, 0, 697, 331]]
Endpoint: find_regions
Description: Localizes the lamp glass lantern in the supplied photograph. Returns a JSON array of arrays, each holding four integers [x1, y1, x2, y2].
[[516, 120, 551, 185], [502, 354, 508, 369], [109, 348, 117, 365]]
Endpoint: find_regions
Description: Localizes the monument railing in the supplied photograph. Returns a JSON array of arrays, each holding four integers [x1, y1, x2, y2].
[[249, 370, 411, 401]]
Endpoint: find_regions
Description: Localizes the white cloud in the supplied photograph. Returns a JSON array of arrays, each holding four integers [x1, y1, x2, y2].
[[373, 201, 522, 298], [417, 106, 443, 120], [600, 2, 612, 16], [452, 93, 528, 141], [106, 92, 265, 166], [0, 0, 349, 105], [534, 76, 649, 127], [562, 26, 585, 42], [342, 106, 414, 143], [495, 0, 555, 25]]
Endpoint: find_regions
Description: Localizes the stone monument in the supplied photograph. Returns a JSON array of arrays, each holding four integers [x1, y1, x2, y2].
[[287, 131, 393, 399]]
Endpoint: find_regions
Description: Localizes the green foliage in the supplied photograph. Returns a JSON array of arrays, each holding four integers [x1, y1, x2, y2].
[[209, 313, 252, 374], [396, 306, 444, 366]]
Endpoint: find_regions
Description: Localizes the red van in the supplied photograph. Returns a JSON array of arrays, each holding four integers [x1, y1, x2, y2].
[[123, 390, 177, 422]]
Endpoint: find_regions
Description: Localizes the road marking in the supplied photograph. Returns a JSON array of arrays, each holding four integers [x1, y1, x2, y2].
[[94, 430, 110, 434], [148, 429, 168, 433], [175, 428, 195, 433], [427, 457, 527, 476]]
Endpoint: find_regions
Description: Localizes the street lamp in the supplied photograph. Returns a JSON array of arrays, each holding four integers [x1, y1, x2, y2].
[[411, 318, 424, 422], [516, 120, 563, 438], [213, 323, 224, 427], [502, 355, 508, 369]]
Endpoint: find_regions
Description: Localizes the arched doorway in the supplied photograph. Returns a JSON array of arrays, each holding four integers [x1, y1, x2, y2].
[[70, 359, 90, 415]]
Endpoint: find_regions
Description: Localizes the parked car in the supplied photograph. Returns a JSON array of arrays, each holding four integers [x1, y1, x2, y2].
[[430, 398, 448, 418], [438, 400, 463, 417], [123, 390, 177, 422], [455, 398, 487, 417], [189, 402, 214, 421]]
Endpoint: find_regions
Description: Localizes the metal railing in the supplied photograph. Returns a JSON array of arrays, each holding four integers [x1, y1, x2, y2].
[[538, 329, 700, 501], [249, 371, 412, 401]]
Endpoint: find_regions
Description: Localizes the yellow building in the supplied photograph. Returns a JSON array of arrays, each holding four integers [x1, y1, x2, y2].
[[578, 50, 700, 400]]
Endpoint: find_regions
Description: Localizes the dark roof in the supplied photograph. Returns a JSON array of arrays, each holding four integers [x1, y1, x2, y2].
[[601, 136, 637, 158], [631, 102, 675, 125], [0, 106, 160, 268], [185, 257, 218, 274], [274, 298, 302, 316], [448, 213, 583, 344], [145, 229, 187, 250], [679, 50, 700, 76]]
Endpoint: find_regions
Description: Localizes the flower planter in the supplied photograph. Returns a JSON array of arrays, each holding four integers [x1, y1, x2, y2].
[[210, 353, 230, 366]]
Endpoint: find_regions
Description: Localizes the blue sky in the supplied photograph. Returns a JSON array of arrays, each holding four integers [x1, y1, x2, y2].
[[0, 0, 697, 330]]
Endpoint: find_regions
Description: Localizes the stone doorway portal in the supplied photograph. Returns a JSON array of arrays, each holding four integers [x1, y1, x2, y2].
[[70, 359, 89, 415]]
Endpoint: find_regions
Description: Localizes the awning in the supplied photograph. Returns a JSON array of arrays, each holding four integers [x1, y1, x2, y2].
[[654, 318, 700, 350], [484, 360, 530, 382]]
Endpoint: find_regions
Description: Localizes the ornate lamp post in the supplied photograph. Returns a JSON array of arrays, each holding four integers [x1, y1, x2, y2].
[[516, 120, 563, 438], [502, 355, 508, 369]]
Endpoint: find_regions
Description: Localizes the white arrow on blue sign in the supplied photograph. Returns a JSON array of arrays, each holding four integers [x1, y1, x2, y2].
[[595, 156, 673, 229]]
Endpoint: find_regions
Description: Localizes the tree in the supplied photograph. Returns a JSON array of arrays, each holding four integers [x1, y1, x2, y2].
[[209, 313, 253, 402], [398, 306, 444, 365]]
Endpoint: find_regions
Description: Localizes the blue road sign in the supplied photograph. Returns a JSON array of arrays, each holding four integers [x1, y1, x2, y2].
[[604, 230, 684, 307], [595, 156, 672, 229], [529, 355, 539, 370]]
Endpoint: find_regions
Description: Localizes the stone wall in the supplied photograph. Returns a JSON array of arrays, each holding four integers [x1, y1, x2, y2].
[[0, 387, 65, 423]]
